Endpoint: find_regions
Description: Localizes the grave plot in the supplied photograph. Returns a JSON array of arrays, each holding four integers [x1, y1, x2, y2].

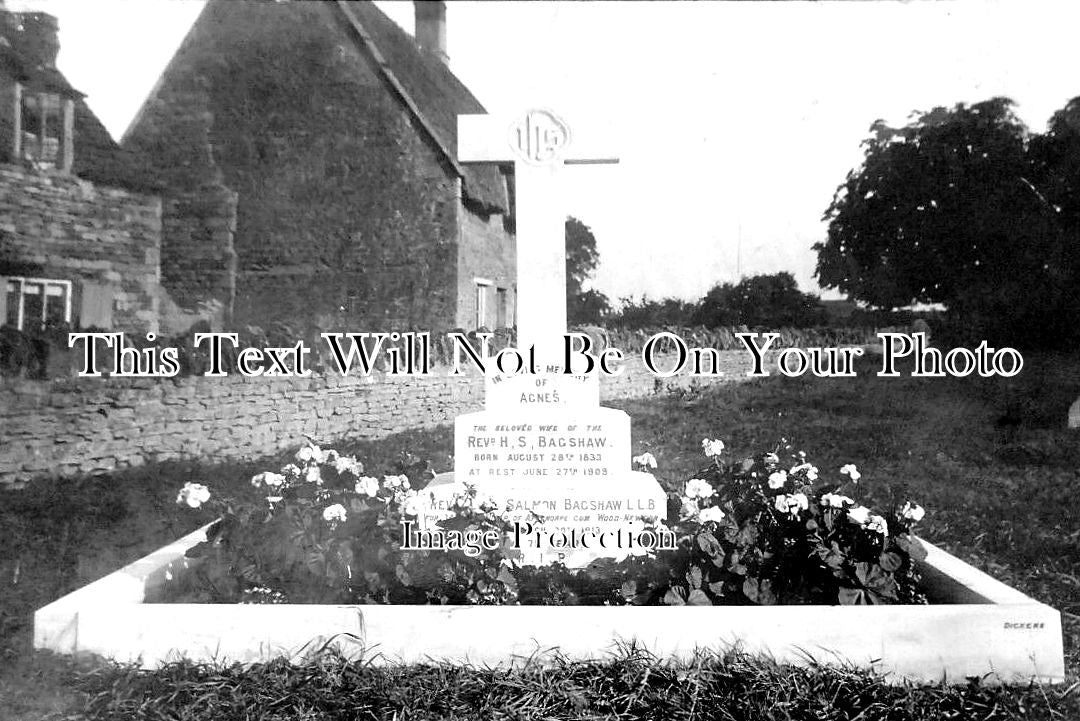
[[33, 518, 1065, 683]]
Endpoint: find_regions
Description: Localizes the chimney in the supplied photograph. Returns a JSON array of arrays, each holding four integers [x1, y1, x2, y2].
[[414, 1, 447, 65], [3, 11, 60, 68]]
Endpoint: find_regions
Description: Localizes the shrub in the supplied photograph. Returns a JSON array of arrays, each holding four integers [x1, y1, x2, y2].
[[174, 437, 927, 607]]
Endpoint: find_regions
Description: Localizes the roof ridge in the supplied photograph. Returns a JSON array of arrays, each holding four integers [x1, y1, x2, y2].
[[335, 0, 467, 182]]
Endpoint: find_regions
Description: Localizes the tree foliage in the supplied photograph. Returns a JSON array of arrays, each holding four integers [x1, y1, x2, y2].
[[565, 216, 612, 323], [609, 296, 698, 328], [692, 273, 824, 328], [816, 97, 1080, 347]]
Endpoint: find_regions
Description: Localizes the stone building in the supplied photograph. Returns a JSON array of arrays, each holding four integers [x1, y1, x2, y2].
[[0, 7, 162, 335], [124, 0, 517, 335]]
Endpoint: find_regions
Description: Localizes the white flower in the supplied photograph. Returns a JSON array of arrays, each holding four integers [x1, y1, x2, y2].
[[402, 491, 423, 517], [767, 471, 787, 489], [632, 452, 658, 469], [305, 465, 322, 485], [322, 503, 347, 524], [679, 496, 700, 520], [296, 446, 314, 463], [281, 463, 301, 478], [701, 438, 725, 457], [251, 472, 285, 489], [821, 492, 854, 508], [840, 464, 861, 482], [698, 506, 726, 523], [901, 502, 925, 522], [790, 463, 819, 481], [764, 452, 780, 465], [266, 495, 283, 505], [775, 492, 809, 517], [867, 514, 889, 536], [176, 482, 211, 508], [333, 455, 362, 476], [383, 474, 410, 490], [847, 505, 871, 525], [354, 476, 379, 497], [684, 478, 715, 499]]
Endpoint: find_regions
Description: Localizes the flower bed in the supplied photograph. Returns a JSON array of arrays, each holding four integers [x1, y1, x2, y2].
[[33, 439, 1066, 683], [167, 439, 931, 608]]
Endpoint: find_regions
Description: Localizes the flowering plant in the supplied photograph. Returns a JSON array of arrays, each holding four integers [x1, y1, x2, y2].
[[174, 437, 928, 607], [177, 441, 522, 605], [625, 438, 928, 606]]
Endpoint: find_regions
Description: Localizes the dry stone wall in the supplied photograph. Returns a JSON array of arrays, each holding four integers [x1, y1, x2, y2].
[[0, 351, 761, 488]]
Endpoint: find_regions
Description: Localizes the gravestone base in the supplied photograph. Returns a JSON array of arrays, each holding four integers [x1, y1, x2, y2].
[[419, 470, 669, 567]]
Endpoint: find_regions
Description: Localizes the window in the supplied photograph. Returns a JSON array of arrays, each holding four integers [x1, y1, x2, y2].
[[13, 85, 74, 171], [21, 92, 61, 165], [474, 278, 492, 330], [3, 277, 72, 331], [496, 287, 508, 328]]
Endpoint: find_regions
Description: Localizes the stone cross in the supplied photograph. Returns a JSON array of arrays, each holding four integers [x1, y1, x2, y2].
[[458, 110, 617, 361]]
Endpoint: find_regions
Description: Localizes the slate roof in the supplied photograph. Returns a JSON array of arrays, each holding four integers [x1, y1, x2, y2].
[[337, 1, 509, 214]]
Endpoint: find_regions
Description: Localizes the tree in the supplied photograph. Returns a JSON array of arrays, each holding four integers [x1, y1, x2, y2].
[[1030, 97, 1080, 228], [571, 289, 612, 325], [607, 296, 697, 329], [692, 273, 823, 328], [815, 97, 1075, 346], [565, 216, 611, 323]]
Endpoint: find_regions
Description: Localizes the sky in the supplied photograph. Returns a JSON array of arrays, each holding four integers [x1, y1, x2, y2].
[[8, 0, 1080, 304]]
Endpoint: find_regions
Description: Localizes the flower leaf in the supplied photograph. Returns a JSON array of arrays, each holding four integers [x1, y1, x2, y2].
[[879, 551, 903, 572], [742, 576, 760, 603], [696, 533, 723, 558], [687, 588, 712, 606], [758, 579, 777, 606], [663, 587, 687, 606], [894, 534, 928, 562], [395, 564, 412, 587], [838, 586, 867, 605]]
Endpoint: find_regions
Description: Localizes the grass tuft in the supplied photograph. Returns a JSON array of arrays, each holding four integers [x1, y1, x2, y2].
[[63, 647, 1078, 721]]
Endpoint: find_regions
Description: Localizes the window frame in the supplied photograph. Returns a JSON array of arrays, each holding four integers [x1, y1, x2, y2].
[[12, 82, 75, 172], [4, 276, 73, 331], [474, 277, 493, 330], [495, 287, 508, 329]]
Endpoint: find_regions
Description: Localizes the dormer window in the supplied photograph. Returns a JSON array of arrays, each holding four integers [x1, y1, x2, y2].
[[12, 84, 74, 171]]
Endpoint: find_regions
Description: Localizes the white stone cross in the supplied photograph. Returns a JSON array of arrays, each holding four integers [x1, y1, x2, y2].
[[458, 109, 618, 361]]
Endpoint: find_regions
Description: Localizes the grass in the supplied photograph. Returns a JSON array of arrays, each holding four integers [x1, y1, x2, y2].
[[2, 352, 1079, 719]]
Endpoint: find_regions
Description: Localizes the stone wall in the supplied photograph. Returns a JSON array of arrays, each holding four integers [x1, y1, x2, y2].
[[0, 351, 761, 488], [0, 164, 161, 333], [457, 205, 516, 330], [159, 184, 238, 328]]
